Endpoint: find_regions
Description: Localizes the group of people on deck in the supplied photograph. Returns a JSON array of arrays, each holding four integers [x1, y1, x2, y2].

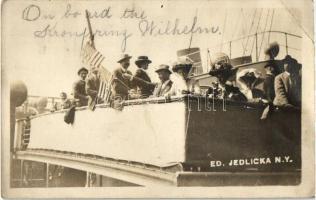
[[110, 54, 201, 100], [207, 45, 301, 109], [70, 54, 201, 108], [235, 55, 301, 108], [65, 43, 301, 110]]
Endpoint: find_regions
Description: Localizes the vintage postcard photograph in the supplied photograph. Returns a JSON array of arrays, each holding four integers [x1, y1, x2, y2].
[[1, 0, 315, 198]]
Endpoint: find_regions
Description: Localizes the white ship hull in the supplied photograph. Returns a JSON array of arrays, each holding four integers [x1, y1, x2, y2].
[[27, 98, 186, 167]]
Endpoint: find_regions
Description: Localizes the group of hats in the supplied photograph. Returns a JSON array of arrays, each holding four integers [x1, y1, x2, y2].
[[156, 56, 193, 74], [117, 54, 153, 65], [116, 54, 193, 74], [78, 54, 137, 75], [78, 54, 194, 75]]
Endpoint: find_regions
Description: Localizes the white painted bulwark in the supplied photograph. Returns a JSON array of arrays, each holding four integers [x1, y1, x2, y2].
[[27, 101, 186, 167]]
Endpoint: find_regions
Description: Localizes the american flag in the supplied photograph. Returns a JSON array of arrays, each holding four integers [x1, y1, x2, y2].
[[81, 42, 113, 103]]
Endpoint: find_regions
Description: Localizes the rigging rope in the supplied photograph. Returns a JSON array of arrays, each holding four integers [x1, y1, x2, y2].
[[250, 8, 263, 57], [241, 9, 248, 36], [258, 9, 271, 59], [240, 8, 248, 52], [267, 9, 275, 44], [231, 8, 242, 39], [243, 9, 257, 56], [279, 0, 314, 43]]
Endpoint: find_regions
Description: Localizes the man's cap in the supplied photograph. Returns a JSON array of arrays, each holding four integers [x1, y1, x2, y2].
[[135, 56, 152, 65], [283, 55, 298, 65], [155, 64, 172, 74], [283, 55, 301, 71], [77, 67, 88, 75], [117, 54, 132, 63]]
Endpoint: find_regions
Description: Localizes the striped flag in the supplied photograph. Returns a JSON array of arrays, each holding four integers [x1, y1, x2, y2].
[[81, 42, 113, 103], [97, 66, 113, 103], [81, 42, 105, 69]]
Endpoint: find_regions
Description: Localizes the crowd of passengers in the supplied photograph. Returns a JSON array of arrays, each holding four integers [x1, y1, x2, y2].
[[55, 43, 301, 111]]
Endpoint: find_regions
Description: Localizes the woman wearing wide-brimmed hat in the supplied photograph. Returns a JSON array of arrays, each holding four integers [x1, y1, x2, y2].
[[207, 54, 247, 102], [236, 68, 267, 103], [171, 57, 201, 96]]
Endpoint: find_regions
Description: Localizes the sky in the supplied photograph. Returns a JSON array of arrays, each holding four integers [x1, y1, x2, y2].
[[2, 0, 313, 97]]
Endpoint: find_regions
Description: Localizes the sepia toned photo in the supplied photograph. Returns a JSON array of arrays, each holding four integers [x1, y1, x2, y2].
[[2, 0, 315, 198]]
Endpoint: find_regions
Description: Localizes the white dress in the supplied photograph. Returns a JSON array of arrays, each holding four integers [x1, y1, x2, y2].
[[171, 75, 201, 96]]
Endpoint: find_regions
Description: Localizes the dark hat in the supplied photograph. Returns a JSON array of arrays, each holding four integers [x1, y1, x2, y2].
[[77, 67, 88, 75], [283, 55, 298, 65], [135, 56, 152, 66], [172, 59, 193, 72], [155, 64, 172, 74], [117, 54, 132, 63], [264, 42, 280, 58], [237, 68, 261, 86], [240, 72, 256, 82], [208, 63, 234, 77]]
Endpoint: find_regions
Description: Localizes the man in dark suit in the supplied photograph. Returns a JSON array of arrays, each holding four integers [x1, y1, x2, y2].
[[263, 62, 277, 103], [86, 67, 102, 108], [134, 56, 156, 98], [73, 67, 89, 106], [112, 54, 134, 100], [273, 55, 301, 108], [86, 67, 100, 99]]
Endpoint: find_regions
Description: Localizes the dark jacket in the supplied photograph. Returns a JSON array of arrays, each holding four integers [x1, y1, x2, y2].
[[64, 105, 76, 124], [134, 69, 155, 97], [73, 80, 88, 106], [86, 74, 100, 99], [224, 84, 247, 102], [250, 78, 265, 99], [112, 67, 133, 100], [263, 73, 275, 102]]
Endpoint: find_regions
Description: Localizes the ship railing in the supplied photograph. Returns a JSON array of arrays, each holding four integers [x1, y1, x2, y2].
[[26, 94, 290, 119], [24, 94, 301, 122], [27, 95, 62, 105], [14, 117, 31, 151], [18, 95, 62, 115], [207, 30, 302, 69]]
